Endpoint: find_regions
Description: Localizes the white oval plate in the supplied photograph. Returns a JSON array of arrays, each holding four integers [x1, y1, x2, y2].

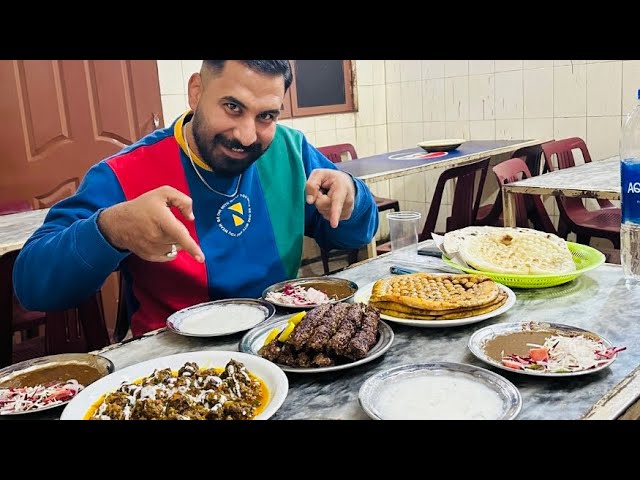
[[60, 351, 288, 420], [353, 280, 515, 327], [468, 321, 620, 377], [240, 315, 394, 373], [417, 138, 466, 152], [166, 298, 275, 337], [359, 362, 521, 420]]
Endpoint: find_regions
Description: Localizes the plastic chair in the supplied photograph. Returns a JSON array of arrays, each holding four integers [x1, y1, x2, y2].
[[45, 293, 111, 356], [0, 196, 114, 367], [542, 137, 620, 247], [0, 201, 48, 367], [317, 144, 400, 274], [0, 200, 33, 216], [492, 157, 556, 233], [113, 271, 130, 342], [1, 248, 112, 367], [475, 144, 547, 227], [0, 250, 48, 367], [376, 157, 491, 255]]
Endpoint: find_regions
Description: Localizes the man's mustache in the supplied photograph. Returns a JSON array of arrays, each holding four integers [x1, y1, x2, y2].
[[213, 134, 261, 154]]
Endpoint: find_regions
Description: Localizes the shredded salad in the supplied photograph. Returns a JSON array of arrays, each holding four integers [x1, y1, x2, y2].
[[0, 380, 84, 414], [501, 335, 626, 373], [266, 284, 333, 306]]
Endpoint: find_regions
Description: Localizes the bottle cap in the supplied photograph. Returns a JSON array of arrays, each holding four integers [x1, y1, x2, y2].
[[637, 88, 640, 100]]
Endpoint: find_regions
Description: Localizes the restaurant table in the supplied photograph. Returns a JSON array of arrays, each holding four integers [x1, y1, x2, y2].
[[0, 208, 49, 257], [502, 157, 620, 228], [336, 139, 550, 256], [335, 139, 549, 182], [9, 240, 640, 421]]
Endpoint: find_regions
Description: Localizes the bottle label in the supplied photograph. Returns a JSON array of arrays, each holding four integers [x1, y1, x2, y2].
[[621, 158, 640, 223]]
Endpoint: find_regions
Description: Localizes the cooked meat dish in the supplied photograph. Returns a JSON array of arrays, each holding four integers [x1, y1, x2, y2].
[[86, 359, 266, 420], [259, 303, 380, 368]]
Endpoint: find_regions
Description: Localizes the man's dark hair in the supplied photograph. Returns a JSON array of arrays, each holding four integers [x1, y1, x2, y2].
[[203, 60, 292, 92]]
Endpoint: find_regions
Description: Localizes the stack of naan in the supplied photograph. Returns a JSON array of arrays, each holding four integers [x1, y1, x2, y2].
[[369, 273, 507, 320], [443, 226, 576, 275]]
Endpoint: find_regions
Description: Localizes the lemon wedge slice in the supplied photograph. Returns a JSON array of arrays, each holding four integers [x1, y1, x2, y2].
[[263, 328, 281, 346], [278, 322, 297, 342], [289, 311, 307, 325]]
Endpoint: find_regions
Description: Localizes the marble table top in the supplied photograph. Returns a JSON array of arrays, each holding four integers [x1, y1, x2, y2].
[[10, 241, 638, 421], [0, 208, 49, 257], [503, 157, 620, 200], [336, 139, 550, 183]]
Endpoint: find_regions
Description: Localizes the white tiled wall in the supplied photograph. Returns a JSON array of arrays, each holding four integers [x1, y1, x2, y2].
[[156, 60, 640, 253], [157, 60, 197, 124], [157, 59, 640, 162]]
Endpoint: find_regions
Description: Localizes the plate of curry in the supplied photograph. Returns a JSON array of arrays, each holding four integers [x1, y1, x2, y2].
[[60, 351, 288, 420]]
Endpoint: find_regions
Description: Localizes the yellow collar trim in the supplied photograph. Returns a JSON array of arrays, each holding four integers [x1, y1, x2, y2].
[[174, 110, 212, 172]]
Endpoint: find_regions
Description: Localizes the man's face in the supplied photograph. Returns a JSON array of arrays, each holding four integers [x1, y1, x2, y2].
[[188, 61, 285, 176]]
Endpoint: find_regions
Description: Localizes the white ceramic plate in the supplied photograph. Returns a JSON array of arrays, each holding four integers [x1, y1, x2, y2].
[[59, 351, 288, 420], [417, 139, 466, 152], [239, 315, 394, 373], [468, 321, 620, 377], [358, 362, 521, 420], [166, 298, 275, 337], [353, 280, 515, 328]]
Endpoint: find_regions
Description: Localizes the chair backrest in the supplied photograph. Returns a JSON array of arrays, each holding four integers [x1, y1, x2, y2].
[[0, 200, 32, 216], [420, 157, 490, 241], [542, 137, 592, 172], [113, 270, 130, 342], [0, 251, 19, 367], [317, 144, 358, 164], [541, 137, 614, 214], [1, 247, 111, 366], [45, 292, 111, 355], [0, 202, 34, 365], [512, 143, 545, 177], [492, 157, 556, 233]]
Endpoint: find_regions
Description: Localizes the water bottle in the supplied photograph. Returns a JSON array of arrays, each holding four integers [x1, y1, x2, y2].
[[620, 88, 640, 285]]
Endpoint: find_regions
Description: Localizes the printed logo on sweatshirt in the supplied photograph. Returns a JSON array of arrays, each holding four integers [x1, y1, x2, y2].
[[216, 194, 252, 237]]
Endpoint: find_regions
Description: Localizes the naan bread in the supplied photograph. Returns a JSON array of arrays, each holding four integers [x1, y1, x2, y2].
[[443, 226, 567, 256], [459, 230, 576, 275]]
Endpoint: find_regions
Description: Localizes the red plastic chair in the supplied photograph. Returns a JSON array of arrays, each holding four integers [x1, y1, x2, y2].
[[317, 144, 400, 274], [542, 137, 620, 247], [45, 293, 111, 356], [475, 144, 547, 227], [492, 157, 556, 233], [0, 201, 48, 367], [0, 200, 112, 367], [0, 250, 47, 367], [376, 157, 491, 255]]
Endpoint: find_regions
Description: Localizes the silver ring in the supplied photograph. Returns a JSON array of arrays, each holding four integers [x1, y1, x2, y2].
[[166, 243, 177, 258]]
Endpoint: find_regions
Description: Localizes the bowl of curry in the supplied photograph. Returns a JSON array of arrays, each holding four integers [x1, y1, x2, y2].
[[0, 353, 114, 415], [262, 277, 359, 309]]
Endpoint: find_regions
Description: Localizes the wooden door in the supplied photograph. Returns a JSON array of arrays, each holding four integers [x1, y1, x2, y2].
[[0, 60, 163, 206], [0, 60, 164, 336]]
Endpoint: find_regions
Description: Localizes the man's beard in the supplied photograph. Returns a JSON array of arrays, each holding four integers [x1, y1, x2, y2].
[[191, 117, 265, 177]]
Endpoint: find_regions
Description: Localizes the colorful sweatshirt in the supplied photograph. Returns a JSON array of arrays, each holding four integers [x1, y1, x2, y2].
[[13, 112, 378, 336]]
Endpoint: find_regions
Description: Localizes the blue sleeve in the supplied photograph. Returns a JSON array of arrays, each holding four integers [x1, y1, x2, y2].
[[301, 137, 379, 250], [13, 161, 130, 311]]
